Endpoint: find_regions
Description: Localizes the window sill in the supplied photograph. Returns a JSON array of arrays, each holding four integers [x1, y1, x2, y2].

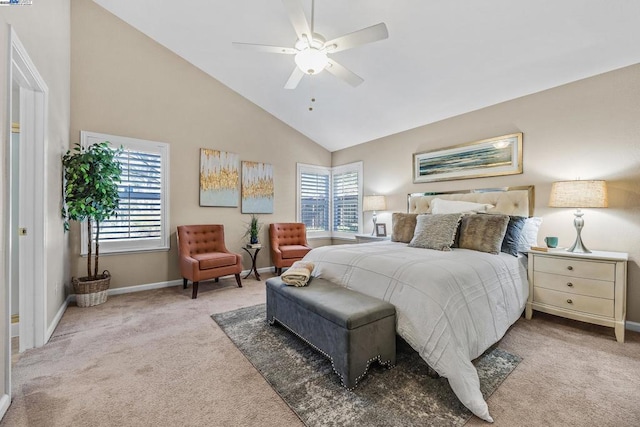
[[80, 245, 170, 257]]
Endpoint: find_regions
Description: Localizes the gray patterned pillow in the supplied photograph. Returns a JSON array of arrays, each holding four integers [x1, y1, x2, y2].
[[391, 213, 418, 243], [408, 213, 463, 251], [459, 214, 510, 255]]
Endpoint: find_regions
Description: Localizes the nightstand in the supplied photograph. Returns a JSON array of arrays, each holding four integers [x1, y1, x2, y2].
[[354, 234, 391, 243], [526, 249, 628, 342]]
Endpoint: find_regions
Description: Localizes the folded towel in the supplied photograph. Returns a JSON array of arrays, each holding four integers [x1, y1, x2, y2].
[[281, 261, 315, 287]]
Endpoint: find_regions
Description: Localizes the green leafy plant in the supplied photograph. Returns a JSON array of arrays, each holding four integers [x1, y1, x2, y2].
[[62, 141, 122, 279], [243, 214, 262, 244]]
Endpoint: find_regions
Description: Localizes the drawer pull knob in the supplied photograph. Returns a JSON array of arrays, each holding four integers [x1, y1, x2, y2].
[[567, 299, 573, 304], [567, 282, 574, 287], [567, 266, 574, 271]]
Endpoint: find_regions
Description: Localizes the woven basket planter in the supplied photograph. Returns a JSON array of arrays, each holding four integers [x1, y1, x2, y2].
[[73, 270, 111, 307]]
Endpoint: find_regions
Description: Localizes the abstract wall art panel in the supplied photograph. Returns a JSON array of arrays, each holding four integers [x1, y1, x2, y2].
[[200, 149, 240, 207], [241, 161, 274, 214]]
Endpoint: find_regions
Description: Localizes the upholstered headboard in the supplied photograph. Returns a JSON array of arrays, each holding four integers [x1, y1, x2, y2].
[[408, 186, 535, 217]]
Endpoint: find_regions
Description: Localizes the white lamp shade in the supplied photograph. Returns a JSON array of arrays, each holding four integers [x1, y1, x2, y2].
[[363, 195, 387, 212], [548, 180, 608, 208]]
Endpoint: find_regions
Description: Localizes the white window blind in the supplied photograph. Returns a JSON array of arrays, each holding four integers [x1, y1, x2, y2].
[[298, 165, 330, 233], [297, 162, 362, 239], [100, 149, 162, 240], [81, 131, 170, 254], [332, 169, 359, 233]]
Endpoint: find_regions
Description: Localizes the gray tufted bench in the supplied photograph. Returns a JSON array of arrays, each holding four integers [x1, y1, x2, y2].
[[265, 277, 396, 388]]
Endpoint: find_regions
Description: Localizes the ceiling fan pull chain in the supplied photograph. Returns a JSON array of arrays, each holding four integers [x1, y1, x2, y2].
[[308, 79, 316, 111]]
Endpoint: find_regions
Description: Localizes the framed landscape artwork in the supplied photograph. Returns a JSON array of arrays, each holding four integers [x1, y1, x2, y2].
[[413, 133, 523, 183], [200, 149, 240, 207], [241, 161, 274, 214]]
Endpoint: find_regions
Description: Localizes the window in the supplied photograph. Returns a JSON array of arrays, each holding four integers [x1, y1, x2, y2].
[[298, 164, 330, 233], [80, 131, 170, 254], [297, 162, 363, 239], [332, 165, 360, 235]]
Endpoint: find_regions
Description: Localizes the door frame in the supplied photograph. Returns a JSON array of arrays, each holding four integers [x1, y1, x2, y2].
[[4, 26, 48, 397]]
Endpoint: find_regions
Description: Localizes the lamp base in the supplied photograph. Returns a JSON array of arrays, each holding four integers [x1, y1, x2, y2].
[[371, 211, 378, 236], [567, 235, 591, 253], [566, 209, 591, 253]]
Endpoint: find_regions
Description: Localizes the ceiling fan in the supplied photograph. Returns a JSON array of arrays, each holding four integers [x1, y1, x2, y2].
[[233, 0, 389, 89]]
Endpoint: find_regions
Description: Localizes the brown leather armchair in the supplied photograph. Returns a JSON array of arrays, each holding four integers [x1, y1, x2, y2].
[[177, 225, 243, 299], [269, 223, 312, 275]]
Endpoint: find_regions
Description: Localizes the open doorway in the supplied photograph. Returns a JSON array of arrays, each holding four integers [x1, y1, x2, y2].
[[9, 83, 19, 359]]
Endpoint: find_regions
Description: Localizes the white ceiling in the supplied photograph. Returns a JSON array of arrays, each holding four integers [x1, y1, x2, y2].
[[92, 0, 640, 152]]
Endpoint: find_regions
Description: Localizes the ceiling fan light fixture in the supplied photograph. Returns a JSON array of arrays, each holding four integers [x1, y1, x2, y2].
[[295, 48, 328, 75], [233, 0, 388, 89]]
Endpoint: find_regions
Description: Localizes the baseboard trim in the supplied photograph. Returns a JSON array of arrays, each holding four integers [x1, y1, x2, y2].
[[93, 267, 274, 297], [0, 394, 10, 421], [626, 320, 640, 333], [106, 279, 183, 296], [46, 295, 72, 343]]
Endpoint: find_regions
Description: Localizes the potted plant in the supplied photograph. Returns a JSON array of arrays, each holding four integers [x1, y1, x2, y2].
[[243, 214, 262, 246], [62, 141, 122, 307]]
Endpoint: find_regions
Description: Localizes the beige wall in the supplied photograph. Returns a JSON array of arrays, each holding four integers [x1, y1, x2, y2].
[[70, 0, 331, 289], [333, 64, 640, 323]]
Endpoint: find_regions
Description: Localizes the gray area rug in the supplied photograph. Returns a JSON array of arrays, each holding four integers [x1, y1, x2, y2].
[[212, 304, 521, 427]]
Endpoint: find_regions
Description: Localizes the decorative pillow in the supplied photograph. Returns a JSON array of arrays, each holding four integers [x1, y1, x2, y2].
[[517, 217, 543, 253], [391, 213, 418, 243], [501, 216, 527, 256], [408, 213, 463, 251], [459, 214, 510, 255], [430, 198, 494, 214]]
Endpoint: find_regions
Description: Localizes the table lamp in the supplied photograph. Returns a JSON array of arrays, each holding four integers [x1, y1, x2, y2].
[[548, 180, 608, 253], [363, 195, 387, 236]]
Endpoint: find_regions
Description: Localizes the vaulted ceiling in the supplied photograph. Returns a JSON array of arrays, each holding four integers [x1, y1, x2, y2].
[[92, 0, 640, 152]]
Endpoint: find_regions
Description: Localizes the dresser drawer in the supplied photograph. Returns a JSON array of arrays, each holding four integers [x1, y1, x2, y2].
[[533, 287, 614, 318], [533, 271, 614, 299], [534, 256, 615, 281]]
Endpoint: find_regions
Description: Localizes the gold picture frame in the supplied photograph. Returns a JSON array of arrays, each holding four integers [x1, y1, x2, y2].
[[413, 133, 523, 183]]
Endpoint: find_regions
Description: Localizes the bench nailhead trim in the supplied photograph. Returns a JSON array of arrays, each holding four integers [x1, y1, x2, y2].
[[268, 316, 395, 390]]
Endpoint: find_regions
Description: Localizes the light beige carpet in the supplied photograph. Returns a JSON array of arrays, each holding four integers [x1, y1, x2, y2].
[[2, 273, 640, 426]]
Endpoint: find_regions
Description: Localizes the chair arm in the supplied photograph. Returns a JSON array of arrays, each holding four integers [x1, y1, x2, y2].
[[180, 255, 200, 279], [270, 247, 284, 266], [234, 252, 243, 266]]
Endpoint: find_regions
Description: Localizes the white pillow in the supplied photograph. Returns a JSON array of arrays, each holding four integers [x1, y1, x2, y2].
[[517, 217, 543, 252], [430, 198, 494, 214]]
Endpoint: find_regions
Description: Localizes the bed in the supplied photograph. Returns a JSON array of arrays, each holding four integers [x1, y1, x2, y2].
[[303, 186, 535, 422]]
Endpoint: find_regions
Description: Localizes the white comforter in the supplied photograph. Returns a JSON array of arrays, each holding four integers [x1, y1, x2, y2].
[[303, 241, 528, 422]]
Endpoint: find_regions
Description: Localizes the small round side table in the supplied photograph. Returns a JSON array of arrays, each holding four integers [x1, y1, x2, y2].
[[242, 246, 261, 281]]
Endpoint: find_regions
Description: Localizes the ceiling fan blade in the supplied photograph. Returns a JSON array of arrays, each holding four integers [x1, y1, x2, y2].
[[326, 59, 364, 87], [284, 67, 305, 89], [232, 42, 296, 55], [282, 0, 312, 41], [324, 23, 388, 53]]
